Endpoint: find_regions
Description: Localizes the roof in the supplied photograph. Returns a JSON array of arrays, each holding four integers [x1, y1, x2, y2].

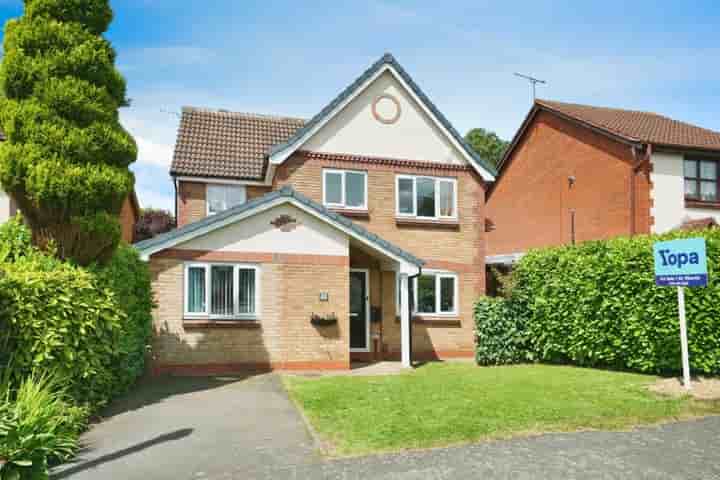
[[536, 99, 720, 152], [170, 107, 305, 181], [135, 186, 425, 268], [269, 53, 497, 180]]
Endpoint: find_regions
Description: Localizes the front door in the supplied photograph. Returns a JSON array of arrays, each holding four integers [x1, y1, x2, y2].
[[349, 270, 369, 352]]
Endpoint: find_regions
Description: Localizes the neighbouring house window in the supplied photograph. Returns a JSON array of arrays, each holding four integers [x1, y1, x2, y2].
[[396, 175, 457, 219], [184, 263, 259, 319], [207, 184, 247, 215], [684, 158, 718, 203], [412, 271, 458, 315], [322, 169, 367, 209]]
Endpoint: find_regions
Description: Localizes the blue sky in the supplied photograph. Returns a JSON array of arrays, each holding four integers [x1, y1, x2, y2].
[[1, 1, 719, 212]]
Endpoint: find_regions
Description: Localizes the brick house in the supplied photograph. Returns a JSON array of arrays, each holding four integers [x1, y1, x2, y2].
[[135, 54, 497, 373], [485, 100, 720, 278]]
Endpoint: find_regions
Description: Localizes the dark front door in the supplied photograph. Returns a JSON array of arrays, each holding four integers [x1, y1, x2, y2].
[[349, 270, 368, 351]]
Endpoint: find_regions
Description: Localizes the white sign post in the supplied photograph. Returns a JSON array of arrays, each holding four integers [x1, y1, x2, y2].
[[654, 238, 708, 391], [676, 286, 691, 390]]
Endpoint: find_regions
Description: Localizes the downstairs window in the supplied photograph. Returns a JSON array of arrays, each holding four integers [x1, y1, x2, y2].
[[185, 263, 259, 319]]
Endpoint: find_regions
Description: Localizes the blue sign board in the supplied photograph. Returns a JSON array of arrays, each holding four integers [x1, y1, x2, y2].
[[654, 238, 708, 287]]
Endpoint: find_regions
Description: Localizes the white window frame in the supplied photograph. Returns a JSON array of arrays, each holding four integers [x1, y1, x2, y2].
[[206, 184, 247, 216], [412, 270, 458, 316], [183, 262, 260, 320], [322, 169, 368, 210], [395, 175, 458, 220]]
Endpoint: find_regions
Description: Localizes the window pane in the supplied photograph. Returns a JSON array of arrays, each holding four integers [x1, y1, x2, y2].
[[345, 172, 365, 207], [398, 178, 414, 214], [700, 181, 717, 202], [417, 275, 436, 313], [238, 268, 256, 315], [440, 277, 455, 313], [684, 160, 697, 178], [439, 181, 454, 217], [225, 186, 246, 209], [325, 172, 343, 204], [685, 179, 698, 199], [207, 186, 245, 214], [211, 266, 234, 316], [207, 186, 225, 214], [700, 161, 717, 180], [416, 178, 436, 217], [187, 267, 206, 313]]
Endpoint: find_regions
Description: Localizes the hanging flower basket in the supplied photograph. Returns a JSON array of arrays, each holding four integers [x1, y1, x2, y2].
[[310, 313, 338, 327]]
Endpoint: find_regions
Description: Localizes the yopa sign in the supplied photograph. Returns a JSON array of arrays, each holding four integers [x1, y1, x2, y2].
[[654, 238, 708, 287], [653, 237, 709, 390]]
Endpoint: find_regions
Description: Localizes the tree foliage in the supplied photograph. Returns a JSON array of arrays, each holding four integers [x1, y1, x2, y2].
[[134, 208, 176, 242], [0, 0, 137, 265], [464, 128, 509, 169]]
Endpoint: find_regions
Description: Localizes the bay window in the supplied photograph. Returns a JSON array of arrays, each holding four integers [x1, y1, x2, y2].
[[207, 184, 247, 215], [184, 263, 259, 319], [323, 169, 367, 209], [396, 175, 457, 219], [684, 157, 718, 203]]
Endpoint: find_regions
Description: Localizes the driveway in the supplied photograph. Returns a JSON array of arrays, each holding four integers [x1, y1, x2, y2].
[[52, 374, 720, 479]]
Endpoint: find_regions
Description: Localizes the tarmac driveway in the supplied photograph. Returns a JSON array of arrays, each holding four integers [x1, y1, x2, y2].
[[51, 373, 319, 480], [52, 373, 720, 480]]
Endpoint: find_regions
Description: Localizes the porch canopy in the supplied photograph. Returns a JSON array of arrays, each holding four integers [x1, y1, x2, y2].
[[135, 186, 424, 368]]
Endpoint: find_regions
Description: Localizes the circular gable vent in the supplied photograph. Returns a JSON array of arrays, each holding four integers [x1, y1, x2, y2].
[[372, 94, 401, 124]]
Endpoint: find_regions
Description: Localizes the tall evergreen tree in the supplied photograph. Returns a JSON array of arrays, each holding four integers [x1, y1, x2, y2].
[[0, 0, 136, 265]]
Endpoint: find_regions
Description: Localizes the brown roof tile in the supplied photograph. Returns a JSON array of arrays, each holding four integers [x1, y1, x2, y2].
[[537, 99, 720, 152], [171, 107, 305, 180]]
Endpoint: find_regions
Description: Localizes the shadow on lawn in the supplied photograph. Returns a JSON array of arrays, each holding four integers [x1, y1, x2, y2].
[[51, 428, 194, 479]]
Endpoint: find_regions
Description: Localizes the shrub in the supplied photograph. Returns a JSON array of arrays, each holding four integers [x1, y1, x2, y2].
[[0, 254, 124, 408], [474, 297, 531, 365], [0, 371, 87, 480], [91, 244, 154, 396], [0, 215, 33, 263], [475, 228, 720, 375]]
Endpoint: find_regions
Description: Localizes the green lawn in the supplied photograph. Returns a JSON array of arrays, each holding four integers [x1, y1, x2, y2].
[[283, 363, 720, 455]]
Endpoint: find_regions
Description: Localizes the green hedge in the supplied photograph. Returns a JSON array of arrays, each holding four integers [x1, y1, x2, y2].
[[0, 220, 153, 410], [476, 229, 720, 374], [474, 298, 532, 365]]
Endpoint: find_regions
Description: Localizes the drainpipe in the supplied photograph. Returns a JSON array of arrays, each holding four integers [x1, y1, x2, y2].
[[408, 269, 422, 366], [172, 175, 178, 226]]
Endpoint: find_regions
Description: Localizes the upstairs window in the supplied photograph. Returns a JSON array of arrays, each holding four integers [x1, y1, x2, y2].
[[323, 169, 367, 210], [684, 158, 718, 203], [396, 175, 457, 219], [207, 184, 247, 215]]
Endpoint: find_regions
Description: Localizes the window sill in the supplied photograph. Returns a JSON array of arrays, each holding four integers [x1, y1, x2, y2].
[[685, 200, 720, 210], [329, 208, 370, 218], [395, 217, 460, 229], [394, 315, 461, 327], [183, 319, 261, 329]]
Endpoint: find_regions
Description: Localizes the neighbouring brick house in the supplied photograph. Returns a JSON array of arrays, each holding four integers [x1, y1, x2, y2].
[[135, 54, 497, 373], [485, 99, 720, 285]]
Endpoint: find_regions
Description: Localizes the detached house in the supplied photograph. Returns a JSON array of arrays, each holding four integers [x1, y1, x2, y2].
[[486, 100, 720, 271], [136, 54, 497, 373]]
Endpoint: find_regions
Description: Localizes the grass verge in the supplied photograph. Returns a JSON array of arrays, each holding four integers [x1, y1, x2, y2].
[[283, 363, 720, 456]]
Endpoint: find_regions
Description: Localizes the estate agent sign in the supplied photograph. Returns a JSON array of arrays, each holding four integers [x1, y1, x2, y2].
[[653, 237, 709, 390]]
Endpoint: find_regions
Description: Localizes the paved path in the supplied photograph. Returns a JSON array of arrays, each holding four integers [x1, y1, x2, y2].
[[52, 374, 720, 480]]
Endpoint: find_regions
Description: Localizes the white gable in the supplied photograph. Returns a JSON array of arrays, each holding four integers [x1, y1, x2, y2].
[[303, 70, 467, 165], [176, 203, 348, 256]]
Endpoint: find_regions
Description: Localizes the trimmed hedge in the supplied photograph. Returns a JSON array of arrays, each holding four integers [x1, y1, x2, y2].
[[0, 220, 153, 410], [476, 229, 720, 374], [474, 298, 531, 365]]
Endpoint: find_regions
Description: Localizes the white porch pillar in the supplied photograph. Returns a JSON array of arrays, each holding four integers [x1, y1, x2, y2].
[[400, 273, 412, 368]]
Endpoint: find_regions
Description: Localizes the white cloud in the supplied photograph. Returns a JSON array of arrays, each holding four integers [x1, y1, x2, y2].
[[135, 187, 173, 212], [134, 135, 174, 168]]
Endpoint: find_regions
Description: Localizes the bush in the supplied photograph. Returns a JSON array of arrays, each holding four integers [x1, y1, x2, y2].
[[0, 222, 154, 410], [475, 229, 720, 375], [474, 298, 531, 365], [91, 244, 154, 395], [0, 215, 33, 263], [0, 372, 87, 480]]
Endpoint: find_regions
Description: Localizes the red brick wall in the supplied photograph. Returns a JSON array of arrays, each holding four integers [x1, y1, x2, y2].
[[177, 181, 206, 227], [486, 111, 651, 255]]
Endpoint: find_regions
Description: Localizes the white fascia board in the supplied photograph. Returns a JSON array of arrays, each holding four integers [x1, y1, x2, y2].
[[267, 64, 495, 183], [139, 196, 421, 273], [175, 176, 270, 186]]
